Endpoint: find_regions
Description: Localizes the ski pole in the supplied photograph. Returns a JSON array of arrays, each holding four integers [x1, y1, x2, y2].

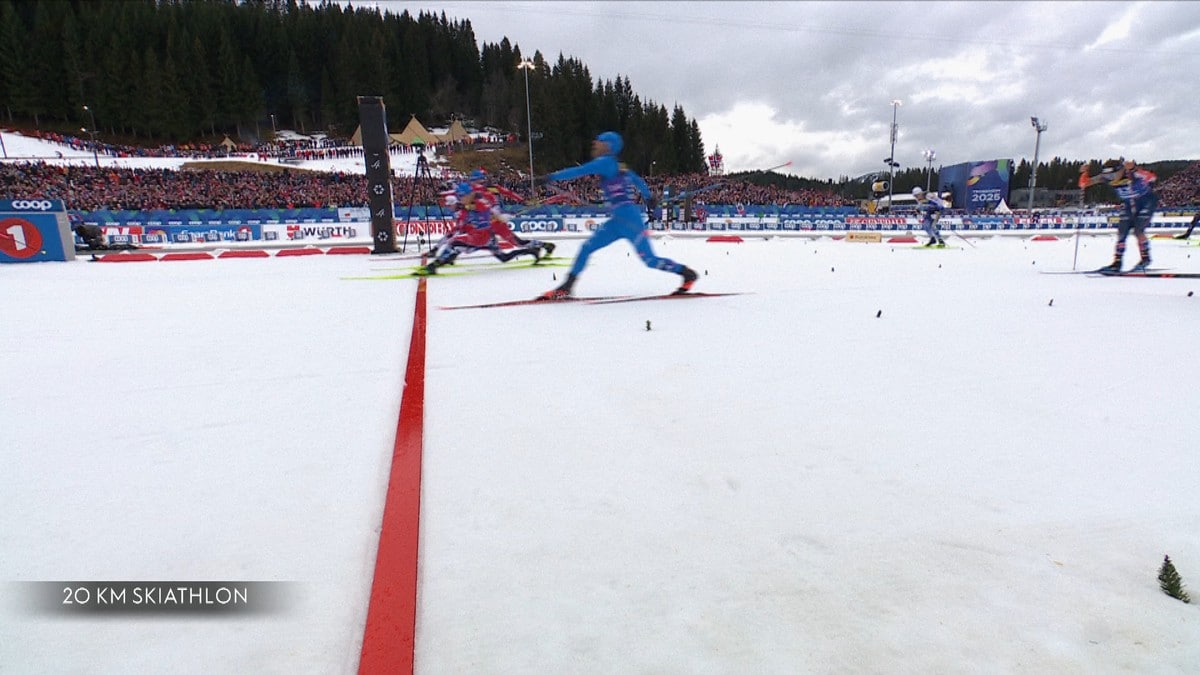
[[1071, 216, 1082, 271]]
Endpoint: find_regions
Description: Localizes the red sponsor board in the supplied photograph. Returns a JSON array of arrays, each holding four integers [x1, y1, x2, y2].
[[845, 216, 907, 226], [101, 225, 145, 238], [394, 220, 456, 236]]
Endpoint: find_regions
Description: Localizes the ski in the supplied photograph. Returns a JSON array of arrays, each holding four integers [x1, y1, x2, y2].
[[586, 291, 750, 305], [344, 260, 567, 280], [1042, 266, 1172, 275], [369, 259, 569, 274], [439, 290, 748, 310], [1091, 270, 1200, 279], [439, 295, 634, 310]]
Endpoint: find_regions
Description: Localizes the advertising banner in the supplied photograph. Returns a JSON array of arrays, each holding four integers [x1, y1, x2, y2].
[[166, 224, 264, 243], [393, 220, 456, 237], [940, 159, 1012, 212], [357, 95, 396, 253], [262, 223, 357, 241], [511, 216, 564, 233], [0, 199, 74, 263], [845, 216, 907, 230], [777, 216, 845, 231]]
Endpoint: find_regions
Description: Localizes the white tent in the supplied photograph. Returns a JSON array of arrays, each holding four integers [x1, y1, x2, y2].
[[993, 199, 1013, 214]]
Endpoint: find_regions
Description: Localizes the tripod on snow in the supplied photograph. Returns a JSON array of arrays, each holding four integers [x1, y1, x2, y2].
[[399, 143, 449, 254]]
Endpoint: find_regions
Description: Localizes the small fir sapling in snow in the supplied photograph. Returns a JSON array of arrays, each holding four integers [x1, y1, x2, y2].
[[1158, 555, 1191, 603]]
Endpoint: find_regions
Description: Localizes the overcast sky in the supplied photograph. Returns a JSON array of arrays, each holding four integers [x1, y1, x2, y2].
[[373, 1, 1200, 179]]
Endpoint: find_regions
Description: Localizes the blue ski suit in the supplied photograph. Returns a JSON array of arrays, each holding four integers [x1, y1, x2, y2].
[[917, 194, 948, 239], [1113, 168, 1157, 235], [547, 155, 686, 278]]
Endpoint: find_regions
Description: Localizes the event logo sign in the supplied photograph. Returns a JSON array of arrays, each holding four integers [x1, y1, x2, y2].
[[0, 217, 45, 259]]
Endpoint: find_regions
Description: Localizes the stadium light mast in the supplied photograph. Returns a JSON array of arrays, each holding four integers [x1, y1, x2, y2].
[[1029, 116, 1047, 213], [885, 99, 902, 211], [922, 149, 937, 192], [518, 58, 537, 196], [81, 104, 99, 168]]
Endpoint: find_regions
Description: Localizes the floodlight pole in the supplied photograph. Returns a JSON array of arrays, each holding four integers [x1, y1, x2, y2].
[[1028, 117, 1047, 213], [518, 59, 536, 196], [922, 149, 937, 192], [82, 104, 99, 168], [887, 99, 902, 211]]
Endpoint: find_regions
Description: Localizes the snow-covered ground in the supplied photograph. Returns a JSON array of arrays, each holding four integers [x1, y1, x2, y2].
[[3, 230, 1200, 672], [0, 128, 423, 175]]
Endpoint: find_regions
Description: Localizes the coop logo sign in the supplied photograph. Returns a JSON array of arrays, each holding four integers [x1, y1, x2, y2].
[[6, 200, 56, 211], [514, 218, 562, 232], [779, 218, 844, 230]]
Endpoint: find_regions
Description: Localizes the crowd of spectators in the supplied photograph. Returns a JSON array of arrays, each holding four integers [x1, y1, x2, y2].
[[12, 129, 1198, 211], [3, 129, 855, 210], [0, 162, 852, 212], [1156, 161, 1200, 208], [0, 162, 368, 210], [27, 128, 498, 165], [652, 173, 853, 208], [488, 171, 852, 209]]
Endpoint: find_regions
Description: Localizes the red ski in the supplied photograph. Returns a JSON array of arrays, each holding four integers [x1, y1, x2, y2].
[[438, 295, 632, 310]]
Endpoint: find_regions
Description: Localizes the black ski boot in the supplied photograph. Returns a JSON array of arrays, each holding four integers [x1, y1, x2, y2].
[[672, 267, 698, 295]]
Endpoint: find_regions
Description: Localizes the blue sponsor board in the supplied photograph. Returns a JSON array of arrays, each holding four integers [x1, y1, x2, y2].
[[0, 199, 72, 263], [940, 159, 1012, 213], [61, 204, 1143, 242], [166, 224, 262, 243], [778, 216, 848, 230], [80, 207, 340, 227], [513, 217, 563, 233]]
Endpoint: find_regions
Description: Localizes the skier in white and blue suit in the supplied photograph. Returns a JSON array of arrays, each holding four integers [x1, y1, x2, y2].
[[913, 186, 948, 247], [538, 131, 697, 300]]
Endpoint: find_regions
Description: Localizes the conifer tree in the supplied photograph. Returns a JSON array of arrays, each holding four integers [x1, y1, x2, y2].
[[1158, 555, 1191, 603]]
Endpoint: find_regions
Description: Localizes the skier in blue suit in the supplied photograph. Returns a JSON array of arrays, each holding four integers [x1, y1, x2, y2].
[[538, 131, 697, 300], [913, 186, 948, 247]]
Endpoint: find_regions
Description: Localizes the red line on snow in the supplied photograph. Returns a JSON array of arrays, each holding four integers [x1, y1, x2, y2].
[[358, 278, 427, 675]]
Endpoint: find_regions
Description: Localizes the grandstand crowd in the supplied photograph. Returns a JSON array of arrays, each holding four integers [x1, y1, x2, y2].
[[2, 130, 1198, 212], [0, 161, 857, 212]]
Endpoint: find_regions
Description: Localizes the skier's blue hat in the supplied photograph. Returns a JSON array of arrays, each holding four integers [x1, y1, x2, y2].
[[597, 131, 623, 156]]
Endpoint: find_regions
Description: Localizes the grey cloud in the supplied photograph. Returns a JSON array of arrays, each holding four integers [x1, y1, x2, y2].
[[378, 1, 1200, 177]]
